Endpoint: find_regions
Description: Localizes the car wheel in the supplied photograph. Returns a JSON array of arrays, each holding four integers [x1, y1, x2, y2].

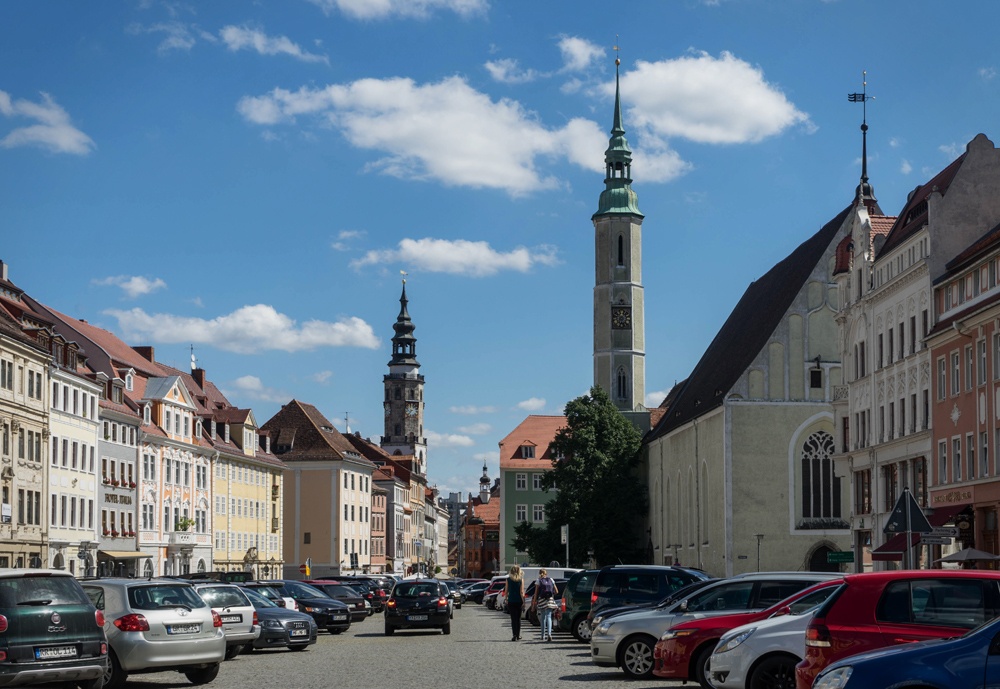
[[327, 627, 343, 634], [184, 663, 221, 686], [571, 615, 592, 643], [102, 649, 128, 689], [618, 634, 656, 680], [692, 645, 716, 689], [224, 644, 244, 660], [442, 622, 451, 635], [749, 655, 798, 689], [384, 624, 395, 636]]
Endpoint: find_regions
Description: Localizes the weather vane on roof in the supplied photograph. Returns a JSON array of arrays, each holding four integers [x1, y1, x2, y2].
[[400, 269, 407, 285], [848, 71, 876, 199], [847, 71, 874, 123], [613, 35, 620, 66]]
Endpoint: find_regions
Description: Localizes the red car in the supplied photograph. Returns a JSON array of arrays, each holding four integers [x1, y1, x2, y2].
[[796, 570, 1000, 689], [652, 579, 843, 687]]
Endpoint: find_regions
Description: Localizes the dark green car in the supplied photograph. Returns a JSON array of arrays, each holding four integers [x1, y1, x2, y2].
[[557, 569, 599, 642], [0, 570, 107, 688]]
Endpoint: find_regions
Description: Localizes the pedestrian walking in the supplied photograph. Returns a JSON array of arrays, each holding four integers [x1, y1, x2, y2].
[[531, 568, 558, 642], [504, 565, 525, 641]]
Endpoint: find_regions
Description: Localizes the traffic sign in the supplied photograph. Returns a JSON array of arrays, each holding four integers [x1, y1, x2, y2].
[[931, 526, 960, 538], [883, 488, 932, 535], [826, 551, 855, 564], [560, 525, 568, 545], [299, 563, 310, 575], [920, 536, 953, 546]]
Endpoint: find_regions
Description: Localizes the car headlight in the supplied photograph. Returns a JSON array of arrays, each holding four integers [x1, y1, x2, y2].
[[715, 628, 756, 654], [594, 621, 614, 636], [660, 628, 695, 642], [302, 606, 314, 613], [814, 666, 853, 689], [261, 619, 282, 629], [592, 616, 604, 628]]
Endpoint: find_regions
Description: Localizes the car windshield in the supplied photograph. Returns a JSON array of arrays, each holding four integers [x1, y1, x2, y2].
[[0, 575, 89, 607], [787, 586, 839, 615], [198, 586, 250, 608], [280, 582, 328, 600], [127, 584, 206, 610], [394, 583, 440, 598], [321, 585, 357, 597], [243, 588, 278, 608]]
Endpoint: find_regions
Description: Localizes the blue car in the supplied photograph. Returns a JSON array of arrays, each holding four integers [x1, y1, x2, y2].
[[812, 615, 1000, 689]]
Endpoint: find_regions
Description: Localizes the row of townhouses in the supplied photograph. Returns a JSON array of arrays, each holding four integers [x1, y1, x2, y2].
[[0, 264, 449, 578]]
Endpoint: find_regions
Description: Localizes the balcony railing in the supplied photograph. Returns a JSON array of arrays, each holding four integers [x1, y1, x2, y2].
[[167, 532, 196, 546], [833, 385, 849, 401], [271, 518, 279, 533], [384, 373, 425, 382]]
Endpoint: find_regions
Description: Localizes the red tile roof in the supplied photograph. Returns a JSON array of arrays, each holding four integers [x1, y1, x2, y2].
[[498, 415, 567, 470], [261, 400, 373, 467], [832, 214, 898, 276], [943, 220, 1000, 275], [927, 289, 1000, 338]]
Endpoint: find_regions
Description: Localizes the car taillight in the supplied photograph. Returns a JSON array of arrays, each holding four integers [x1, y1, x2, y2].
[[212, 610, 222, 628], [0, 651, 5, 661], [561, 598, 566, 612], [253, 611, 259, 626], [591, 592, 598, 605], [95, 610, 105, 627], [438, 597, 448, 607], [387, 599, 396, 608], [100, 643, 107, 656], [0, 614, 7, 633], [113, 614, 150, 632], [805, 623, 832, 648]]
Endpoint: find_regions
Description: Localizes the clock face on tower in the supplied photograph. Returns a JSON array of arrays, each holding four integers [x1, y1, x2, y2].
[[405, 402, 418, 418], [611, 307, 632, 330], [384, 402, 391, 418]]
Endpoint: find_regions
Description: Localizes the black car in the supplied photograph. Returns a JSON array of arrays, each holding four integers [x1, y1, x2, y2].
[[441, 581, 463, 609], [330, 576, 386, 613], [238, 583, 287, 608], [587, 577, 718, 630], [523, 579, 568, 626], [589, 565, 709, 619], [464, 581, 490, 604], [247, 581, 352, 634], [384, 580, 451, 635], [241, 587, 318, 651], [304, 582, 368, 622]]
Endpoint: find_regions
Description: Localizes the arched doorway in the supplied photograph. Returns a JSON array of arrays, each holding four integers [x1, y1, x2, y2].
[[808, 545, 841, 573], [52, 552, 65, 570]]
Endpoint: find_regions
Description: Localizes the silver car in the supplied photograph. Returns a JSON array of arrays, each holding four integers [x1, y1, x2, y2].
[[82, 578, 225, 689], [191, 583, 261, 660]]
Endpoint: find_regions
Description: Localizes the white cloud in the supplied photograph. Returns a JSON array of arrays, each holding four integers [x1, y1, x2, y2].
[[900, 159, 912, 175], [219, 24, 329, 64], [236, 76, 609, 195], [560, 78, 584, 95], [645, 389, 670, 407], [187, 296, 204, 308], [331, 229, 366, 251], [484, 58, 540, 84], [558, 36, 605, 72], [609, 51, 811, 145], [305, 0, 487, 19], [126, 21, 199, 53], [426, 430, 475, 448], [350, 238, 559, 277], [980, 67, 997, 81], [455, 422, 492, 435], [940, 142, 962, 158], [103, 304, 380, 354], [223, 375, 290, 404], [93, 275, 167, 298], [0, 90, 94, 155], [310, 370, 334, 384], [449, 405, 499, 415], [517, 397, 546, 411], [889, 137, 901, 148]]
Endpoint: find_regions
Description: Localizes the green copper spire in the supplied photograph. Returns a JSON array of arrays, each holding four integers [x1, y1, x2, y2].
[[594, 62, 642, 219]]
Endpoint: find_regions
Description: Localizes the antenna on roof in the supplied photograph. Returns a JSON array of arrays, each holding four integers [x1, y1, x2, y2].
[[190, 345, 197, 372]]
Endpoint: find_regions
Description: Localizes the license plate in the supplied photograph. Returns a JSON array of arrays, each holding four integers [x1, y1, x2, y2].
[[333, 615, 347, 621], [407, 615, 428, 621], [290, 629, 308, 637], [35, 646, 77, 659], [167, 624, 200, 635], [220, 614, 242, 623]]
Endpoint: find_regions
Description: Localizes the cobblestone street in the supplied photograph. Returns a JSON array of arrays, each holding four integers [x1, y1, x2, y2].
[[99, 605, 684, 689]]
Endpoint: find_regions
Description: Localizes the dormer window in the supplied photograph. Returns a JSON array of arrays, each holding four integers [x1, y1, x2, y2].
[[224, 424, 230, 444], [112, 385, 123, 405], [210, 419, 217, 440], [195, 419, 202, 438], [520, 445, 535, 459], [125, 374, 133, 391], [143, 404, 151, 425]]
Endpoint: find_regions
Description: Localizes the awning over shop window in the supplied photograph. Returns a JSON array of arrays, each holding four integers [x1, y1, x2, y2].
[[97, 551, 153, 560], [872, 503, 969, 562]]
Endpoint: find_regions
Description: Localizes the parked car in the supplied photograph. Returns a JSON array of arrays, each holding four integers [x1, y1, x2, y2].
[[83, 577, 225, 688], [384, 580, 451, 635], [558, 569, 599, 642], [590, 565, 711, 620], [259, 580, 352, 634], [655, 579, 842, 688], [442, 581, 463, 609], [464, 581, 490, 604], [303, 582, 368, 622], [458, 578, 488, 588], [706, 584, 841, 689], [240, 582, 296, 611], [1, 569, 107, 689], [590, 578, 719, 631], [591, 572, 840, 680], [524, 579, 568, 626], [241, 587, 318, 652], [484, 578, 507, 610], [191, 583, 260, 660], [811, 613, 1000, 689], [327, 576, 387, 612], [795, 570, 1000, 689]]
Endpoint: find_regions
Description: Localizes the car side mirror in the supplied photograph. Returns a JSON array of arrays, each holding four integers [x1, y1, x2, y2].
[[277, 600, 286, 608], [774, 606, 791, 617], [678, 600, 688, 612]]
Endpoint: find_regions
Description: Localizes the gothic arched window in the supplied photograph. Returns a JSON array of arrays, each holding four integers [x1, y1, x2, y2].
[[801, 431, 839, 519], [616, 367, 629, 400], [617, 235, 624, 266]]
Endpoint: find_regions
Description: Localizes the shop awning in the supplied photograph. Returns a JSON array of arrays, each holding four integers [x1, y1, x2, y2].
[[97, 551, 153, 560], [872, 504, 969, 562]]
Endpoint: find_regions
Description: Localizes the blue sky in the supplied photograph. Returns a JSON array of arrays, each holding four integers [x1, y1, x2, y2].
[[2, 1, 999, 496]]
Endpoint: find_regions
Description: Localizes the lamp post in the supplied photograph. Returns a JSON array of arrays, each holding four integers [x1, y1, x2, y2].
[[754, 534, 765, 572]]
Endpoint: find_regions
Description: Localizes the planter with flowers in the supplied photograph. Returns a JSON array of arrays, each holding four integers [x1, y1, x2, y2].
[[102, 477, 110, 485], [102, 528, 110, 537], [128, 481, 136, 489], [110, 479, 120, 487]]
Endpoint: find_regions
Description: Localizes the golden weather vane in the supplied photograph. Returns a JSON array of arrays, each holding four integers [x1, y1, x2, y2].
[[613, 35, 620, 66]]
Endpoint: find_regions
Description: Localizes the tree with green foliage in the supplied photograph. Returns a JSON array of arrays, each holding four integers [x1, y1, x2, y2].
[[513, 386, 647, 567]]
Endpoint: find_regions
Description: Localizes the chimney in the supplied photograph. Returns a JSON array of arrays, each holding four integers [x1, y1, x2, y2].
[[192, 368, 206, 389], [133, 346, 155, 363], [0, 260, 7, 282]]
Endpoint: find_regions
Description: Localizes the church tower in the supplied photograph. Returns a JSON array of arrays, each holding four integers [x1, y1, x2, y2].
[[593, 59, 646, 426], [381, 282, 427, 475]]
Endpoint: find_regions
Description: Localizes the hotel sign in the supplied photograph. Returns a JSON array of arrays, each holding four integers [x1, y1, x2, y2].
[[104, 494, 133, 505], [932, 489, 973, 505]]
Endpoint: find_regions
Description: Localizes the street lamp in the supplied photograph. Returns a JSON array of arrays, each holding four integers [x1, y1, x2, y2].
[[754, 534, 765, 572]]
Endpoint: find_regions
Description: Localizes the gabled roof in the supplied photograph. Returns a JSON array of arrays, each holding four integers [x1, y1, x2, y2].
[[649, 204, 852, 441], [142, 376, 198, 410], [260, 399, 371, 466], [498, 415, 567, 470], [833, 213, 897, 275], [646, 379, 687, 435], [941, 219, 1000, 277]]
